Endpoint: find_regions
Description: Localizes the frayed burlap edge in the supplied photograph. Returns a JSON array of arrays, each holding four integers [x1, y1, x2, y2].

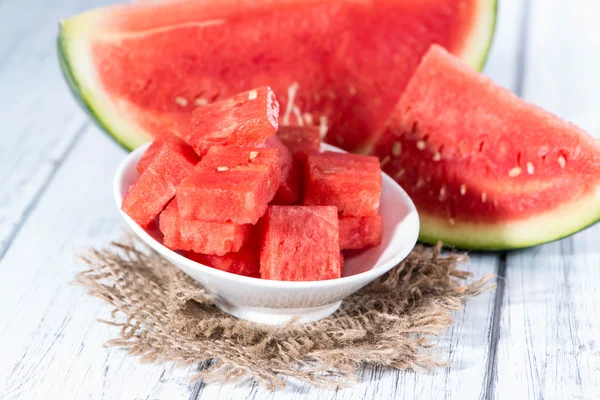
[[74, 233, 495, 390]]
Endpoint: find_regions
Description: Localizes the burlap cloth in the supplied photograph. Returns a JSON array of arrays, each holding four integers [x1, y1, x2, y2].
[[75, 233, 495, 390]]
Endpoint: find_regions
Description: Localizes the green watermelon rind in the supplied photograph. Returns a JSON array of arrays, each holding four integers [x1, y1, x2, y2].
[[417, 191, 600, 250], [57, 0, 498, 152]]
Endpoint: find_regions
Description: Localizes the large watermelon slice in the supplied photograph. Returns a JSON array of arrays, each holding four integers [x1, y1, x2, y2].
[[372, 45, 600, 249], [58, 0, 496, 152]]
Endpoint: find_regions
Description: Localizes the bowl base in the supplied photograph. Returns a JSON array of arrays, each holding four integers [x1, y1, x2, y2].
[[214, 299, 343, 325]]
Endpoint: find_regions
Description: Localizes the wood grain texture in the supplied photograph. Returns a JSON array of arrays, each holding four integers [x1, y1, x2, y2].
[[495, 0, 600, 399], [0, 0, 120, 258]]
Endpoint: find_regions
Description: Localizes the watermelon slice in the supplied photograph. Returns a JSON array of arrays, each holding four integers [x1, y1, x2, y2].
[[372, 45, 600, 249], [58, 0, 496, 152], [302, 152, 381, 216], [260, 205, 341, 281], [177, 147, 281, 224], [189, 86, 279, 156], [264, 136, 300, 205], [121, 135, 199, 227], [159, 199, 252, 255], [339, 215, 383, 250]]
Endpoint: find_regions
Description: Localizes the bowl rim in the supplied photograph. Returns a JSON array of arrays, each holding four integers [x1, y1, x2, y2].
[[114, 141, 419, 290]]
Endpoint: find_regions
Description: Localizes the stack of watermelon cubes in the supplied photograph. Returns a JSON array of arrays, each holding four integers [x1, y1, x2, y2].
[[121, 86, 383, 281]]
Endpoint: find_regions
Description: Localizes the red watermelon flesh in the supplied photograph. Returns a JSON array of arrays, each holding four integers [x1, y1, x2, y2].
[[372, 45, 600, 249], [276, 126, 321, 156], [159, 199, 251, 255], [189, 86, 279, 156], [260, 205, 341, 281], [185, 243, 260, 278], [339, 215, 383, 250], [302, 152, 381, 216], [264, 136, 299, 205], [136, 136, 166, 174], [177, 147, 281, 224], [60, 0, 495, 152], [122, 135, 199, 227]]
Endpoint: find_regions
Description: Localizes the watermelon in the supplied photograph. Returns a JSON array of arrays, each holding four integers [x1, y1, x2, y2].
[[121, 135, 199, 227], [136, 136, 166, 174], [159, 199, 252, 255], [185, 243, 260, 278], [189, 86, 279, 156], [264, 136, 300, 205], [302, 152, 381, 216], [58, 0, 496, 152], [339, 215, 383, 250], [177, 147, 281, 224], [260, 205, 341, 281], [276, 126, 321, 156], [372, 45, 600, 249]]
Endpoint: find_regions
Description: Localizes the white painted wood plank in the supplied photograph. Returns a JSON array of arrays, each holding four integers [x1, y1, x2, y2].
[[0, 0, 121, 256], [0, 128, 196, 400], [496, 0, 600, 398]]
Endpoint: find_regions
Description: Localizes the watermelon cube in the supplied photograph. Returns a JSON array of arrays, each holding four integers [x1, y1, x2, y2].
[[136, 136, 167, 174], [159, 200, 252, 255], [185, 242, 260, 278], [177, 147, 281, 224], [122, 135, 199, 228], [339, 215, 383, 250], [302, 152, 381, 216], [189, 86, 279, 156], [264, 136, 299, 205], [260, 205, 341, 281], [277, 126, 321, 156]]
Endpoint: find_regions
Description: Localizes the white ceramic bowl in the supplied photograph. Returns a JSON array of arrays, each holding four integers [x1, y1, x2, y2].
[[114, 142, 419, 325]]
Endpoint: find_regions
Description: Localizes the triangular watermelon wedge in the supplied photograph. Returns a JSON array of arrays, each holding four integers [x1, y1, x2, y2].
[[58, 0, 496, 152], [372, 45, 600, 249]]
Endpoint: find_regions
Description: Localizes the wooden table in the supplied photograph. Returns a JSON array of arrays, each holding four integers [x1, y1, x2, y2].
[[1, 0, 599, 398]]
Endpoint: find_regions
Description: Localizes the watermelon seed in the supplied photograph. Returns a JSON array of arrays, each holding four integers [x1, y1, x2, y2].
[[527, 162, 535, 175], [395, 169, 405, 180], [380, 155, 391, 167], [303, 112, 314, 126], [508, 167, 522, 177], [416, 178, 424, 189], [432, 152, 441, 162], [194, 97, 209, 107], [322, 169, 336, 174], [479, 141, 485, 152], [248, 90, 258, 100], [292, 106, 304, 126], [460, 184, 467, 196], [439, 186, 446, 201], [448, 218, 456, 226], [392, 142, 402, 156], [336, 134, 345, 144], [348, 85, 357, 96], [217, 166, 229, 172], [175, 96, 188, 107], [558, 155, 566, 168], [319, 116, 329, 138], [412, 122, 419, 133], [481, 192, 487, 203], [282, 82, 299, 125], [416, 140, 426, 150], [249, 151, 259, 160]]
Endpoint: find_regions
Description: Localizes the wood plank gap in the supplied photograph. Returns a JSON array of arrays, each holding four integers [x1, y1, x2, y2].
[[481, 253, 507, 400], [513, 0, 531, 97], [0, 121, 89, 262]]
